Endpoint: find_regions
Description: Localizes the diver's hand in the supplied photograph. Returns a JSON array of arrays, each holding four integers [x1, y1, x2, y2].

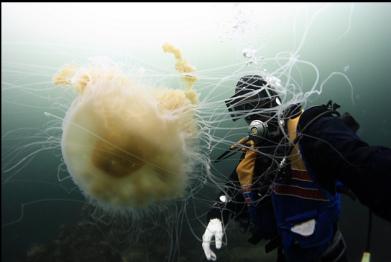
[[202, 218, 223, 261]]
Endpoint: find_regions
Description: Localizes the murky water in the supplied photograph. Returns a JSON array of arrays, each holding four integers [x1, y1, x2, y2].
[[2, 3, 391, 262]]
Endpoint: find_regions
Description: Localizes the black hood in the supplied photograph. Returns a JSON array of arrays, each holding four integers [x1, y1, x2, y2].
[[225, 75, 280, 122]]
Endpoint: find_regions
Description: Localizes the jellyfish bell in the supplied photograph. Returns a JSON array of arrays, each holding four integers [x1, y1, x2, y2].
[[53, 46, 199, 212]]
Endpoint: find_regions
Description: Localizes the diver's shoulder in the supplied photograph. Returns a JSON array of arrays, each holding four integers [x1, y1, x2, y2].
[[297, 101, 340, 133]]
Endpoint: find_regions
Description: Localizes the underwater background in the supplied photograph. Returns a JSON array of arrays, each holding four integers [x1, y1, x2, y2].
[[2, 3, 391, 262]]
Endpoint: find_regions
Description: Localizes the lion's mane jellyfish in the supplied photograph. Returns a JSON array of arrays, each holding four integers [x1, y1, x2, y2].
[[52, 44, 199, 211]]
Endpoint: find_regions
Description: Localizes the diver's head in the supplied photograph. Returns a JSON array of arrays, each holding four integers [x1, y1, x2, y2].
[[225, 75, 281, 125]]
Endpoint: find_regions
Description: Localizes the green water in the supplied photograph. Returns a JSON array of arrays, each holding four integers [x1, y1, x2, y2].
[[2, 3, 391, 262]]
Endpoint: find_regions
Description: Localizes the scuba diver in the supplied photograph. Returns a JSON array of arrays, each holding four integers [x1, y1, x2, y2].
[[201, 75, 391, 261]]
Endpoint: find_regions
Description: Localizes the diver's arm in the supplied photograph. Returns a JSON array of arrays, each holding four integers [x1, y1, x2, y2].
[[206, 169, 246, 224], [299, 115, 391, 222], [203, 168, 246, 261]]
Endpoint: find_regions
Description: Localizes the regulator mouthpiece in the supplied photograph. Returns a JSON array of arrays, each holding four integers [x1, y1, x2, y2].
[[248, 120, 268, 139]]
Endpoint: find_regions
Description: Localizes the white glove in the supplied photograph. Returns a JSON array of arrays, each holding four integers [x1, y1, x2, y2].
[[202, 218, 224, 261]]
